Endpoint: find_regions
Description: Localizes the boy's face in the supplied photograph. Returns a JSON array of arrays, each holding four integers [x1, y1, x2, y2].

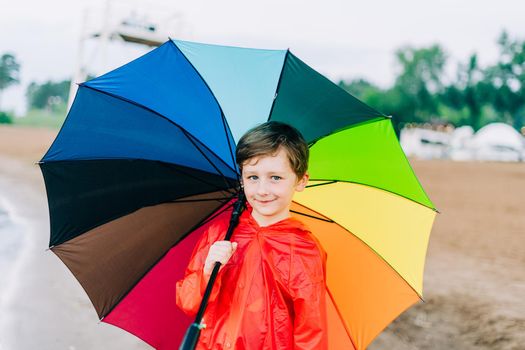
[[241, 147, 309, 227]]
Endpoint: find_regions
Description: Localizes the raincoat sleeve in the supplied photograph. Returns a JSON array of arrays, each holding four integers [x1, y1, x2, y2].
[[289, 235, 328, 350], [175, 221, 226, 316]]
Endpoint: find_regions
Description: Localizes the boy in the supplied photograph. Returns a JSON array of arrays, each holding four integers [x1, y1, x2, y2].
[[176, 121, 327, 349]]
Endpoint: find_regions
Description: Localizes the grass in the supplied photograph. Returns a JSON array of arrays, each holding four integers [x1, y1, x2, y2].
[[12, 108, 67, 129]]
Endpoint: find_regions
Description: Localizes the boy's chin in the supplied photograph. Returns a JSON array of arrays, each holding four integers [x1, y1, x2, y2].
[[253, 209, 278, 217], [251, 207, 289, 220]]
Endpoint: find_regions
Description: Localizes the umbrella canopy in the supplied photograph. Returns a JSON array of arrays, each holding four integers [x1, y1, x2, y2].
[[40, 39, 436, 350]]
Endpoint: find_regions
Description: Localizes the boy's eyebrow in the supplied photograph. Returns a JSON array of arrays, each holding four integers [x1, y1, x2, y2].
[[243, 170, 287, 176]]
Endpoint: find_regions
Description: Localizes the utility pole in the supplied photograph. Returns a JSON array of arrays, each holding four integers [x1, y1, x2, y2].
[[67, 0, 181, 111]]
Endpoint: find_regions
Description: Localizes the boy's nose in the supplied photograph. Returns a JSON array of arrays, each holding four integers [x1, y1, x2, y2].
[[256, 181, 270, 195]]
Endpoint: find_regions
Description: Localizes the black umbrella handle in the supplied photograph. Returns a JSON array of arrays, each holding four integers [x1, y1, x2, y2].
[[179, 192, 246, 350]]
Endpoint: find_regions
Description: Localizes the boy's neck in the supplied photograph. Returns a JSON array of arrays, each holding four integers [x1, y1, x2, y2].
[[250, 209, 291, 227]]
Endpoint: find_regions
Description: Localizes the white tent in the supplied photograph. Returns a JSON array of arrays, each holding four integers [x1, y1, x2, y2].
[[470, 123, 525, 162], [400, 123, 525, 162], [449, 125, 475, 161]]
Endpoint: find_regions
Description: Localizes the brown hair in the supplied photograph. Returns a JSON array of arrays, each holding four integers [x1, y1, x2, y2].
[[235, 121, 309, 178]]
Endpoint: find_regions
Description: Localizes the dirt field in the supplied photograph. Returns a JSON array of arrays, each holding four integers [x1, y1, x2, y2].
[[1, 125, 524, 349], [370, 159, 525, 349]]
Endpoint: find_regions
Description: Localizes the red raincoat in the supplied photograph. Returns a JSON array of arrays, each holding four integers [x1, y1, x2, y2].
[[176, 208, 328, 349]]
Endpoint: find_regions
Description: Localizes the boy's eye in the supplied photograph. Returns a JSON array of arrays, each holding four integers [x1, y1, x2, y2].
[[247, 175, 258, 180], [271, 176, 282, 181]]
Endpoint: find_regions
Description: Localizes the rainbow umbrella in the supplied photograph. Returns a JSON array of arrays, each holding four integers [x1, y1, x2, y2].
[[40, 39, 436, 350]]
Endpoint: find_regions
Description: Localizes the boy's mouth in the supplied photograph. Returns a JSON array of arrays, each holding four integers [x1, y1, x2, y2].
[[255, 199, 275, 204]]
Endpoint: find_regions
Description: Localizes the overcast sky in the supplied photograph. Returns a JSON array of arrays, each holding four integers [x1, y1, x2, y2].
[[1, 0, 523, 114]]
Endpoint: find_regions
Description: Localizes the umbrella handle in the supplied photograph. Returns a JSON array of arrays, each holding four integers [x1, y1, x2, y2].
[[179, 192, 246, 350], [179, 322, 205, 350]]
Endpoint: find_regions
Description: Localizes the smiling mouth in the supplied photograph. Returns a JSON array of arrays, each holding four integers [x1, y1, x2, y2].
[[256, 199, 275, 204]]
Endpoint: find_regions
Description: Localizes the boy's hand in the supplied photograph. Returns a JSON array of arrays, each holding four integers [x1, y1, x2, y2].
[[203, 241, 238, 277]]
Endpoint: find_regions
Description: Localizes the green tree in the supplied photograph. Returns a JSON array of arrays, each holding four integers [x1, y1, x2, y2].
[[393, 44, 447, 123], [340, 34, 525, 132], [26, 79, 70, 112], [483, 31, 525, 129], [338, 78, 414, 134], [0, 53, 21, 109], [0, 111, 13, 124], [338, 78, 379, 100], [441, 54, 494, 129]]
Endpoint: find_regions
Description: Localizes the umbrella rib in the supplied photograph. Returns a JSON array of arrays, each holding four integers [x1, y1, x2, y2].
[[295, 199, 426, 300], [307, 116, 389, 148], [197, 197, 237, 228], [170, 40, 239, 181], [167, 194, 237, 244], [289, 209, 334, 223], [180, 129, 239, 194], [170, 197, 236, 203], [79, 85, 239, 176], [267, 49, 290, 120], [391, 118, 437, 212], [308, 178, 438, 212], [159, 159, 238, 196], [219, 111, 240, 183], [325, 286, 359, 350], [305, 180, 338, 188]]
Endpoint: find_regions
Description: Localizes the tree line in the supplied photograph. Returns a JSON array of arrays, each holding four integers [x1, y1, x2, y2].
[[0, 53, 70, 124], [1, 31, 523, 130], [339, 31, 525, 132]]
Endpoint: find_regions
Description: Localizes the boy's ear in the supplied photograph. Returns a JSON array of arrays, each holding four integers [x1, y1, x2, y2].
[[295, 172, 309, 192]]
